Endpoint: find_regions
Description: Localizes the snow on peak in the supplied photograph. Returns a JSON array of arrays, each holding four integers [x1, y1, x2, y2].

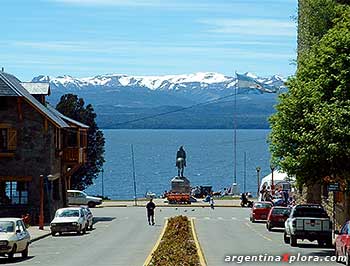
[[31, 72, 285, 92]]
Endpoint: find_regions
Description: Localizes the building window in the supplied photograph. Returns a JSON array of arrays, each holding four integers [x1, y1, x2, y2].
[[0, 128, 17, 152], [0, 181, 28, 205], [0, 98, 8, 111], [52, 179, 60, 200]]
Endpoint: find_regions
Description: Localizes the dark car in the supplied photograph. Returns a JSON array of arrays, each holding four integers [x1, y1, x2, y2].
[[266, 207, 290, 231], [250, 201, 273, 222]]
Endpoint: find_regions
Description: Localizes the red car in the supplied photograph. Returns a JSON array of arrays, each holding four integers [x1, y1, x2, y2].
[[266, 206, 290, 231], [335, 221, 350, 264], [250, 201, 273, 222]]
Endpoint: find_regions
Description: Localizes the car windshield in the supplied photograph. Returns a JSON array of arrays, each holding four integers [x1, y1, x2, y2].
[[255, 203, 272, 208], [293, 207, 328, 218], [272, 208, 290, 215], [57, 209, 80, 217], [0, 221, 14, 233]]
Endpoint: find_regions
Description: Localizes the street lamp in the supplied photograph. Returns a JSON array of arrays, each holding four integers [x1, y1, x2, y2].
[[270, 164, 275, 194], [256, 166, 261, 197]]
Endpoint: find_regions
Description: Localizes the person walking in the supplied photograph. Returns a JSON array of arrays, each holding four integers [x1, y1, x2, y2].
[[146, 198, 156, 225], [210, 196, 215, 209]]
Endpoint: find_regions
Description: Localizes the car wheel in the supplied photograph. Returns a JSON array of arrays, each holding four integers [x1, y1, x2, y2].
[[290, 235, 297, 247], [83, 226, 87, 234], [325, 237, 333, 248], [51, 231, 56, 236], [283, 232, 290, 244], [90, 223, 93, 230], [266, 223, 272, 231], [58, 232, 62, 236], [77, 225, 82, 235], [8, 244, 16, 260], [88, 201, 96, 208], [346, 250, 350, 266], [21, 244, 29, 258]]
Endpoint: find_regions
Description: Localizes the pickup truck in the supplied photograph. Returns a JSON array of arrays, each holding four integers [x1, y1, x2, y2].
[[284, 204, 332, 247]]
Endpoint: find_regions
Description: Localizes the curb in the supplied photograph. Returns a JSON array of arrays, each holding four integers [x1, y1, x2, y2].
[[101, 204, 241, 208], [143, 219, 168, 266], [30, 232, 51, 243], [190, 218, 207, 266]]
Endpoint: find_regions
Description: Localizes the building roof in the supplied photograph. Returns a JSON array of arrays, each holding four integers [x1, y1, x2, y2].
[[20, 82, 50, 95], [46, 104, 89, 129], [0, 72, 69, 128]]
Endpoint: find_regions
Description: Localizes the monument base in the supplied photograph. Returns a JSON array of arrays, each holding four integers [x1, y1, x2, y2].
[[171, 176, 191, 194]]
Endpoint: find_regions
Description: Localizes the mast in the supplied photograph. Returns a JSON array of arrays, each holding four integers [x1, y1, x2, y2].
[[233, 73, 237, 185]]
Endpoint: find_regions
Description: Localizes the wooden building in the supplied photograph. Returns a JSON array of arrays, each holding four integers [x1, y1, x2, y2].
[[0, 71, 88, 223]]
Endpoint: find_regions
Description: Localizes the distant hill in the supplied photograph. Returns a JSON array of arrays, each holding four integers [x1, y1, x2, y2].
[[31, 72, 286, 129]]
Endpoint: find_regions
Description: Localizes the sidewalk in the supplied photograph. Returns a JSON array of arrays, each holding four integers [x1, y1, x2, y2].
[[28, 226, 51, 242], [100, 198, 244, 208]]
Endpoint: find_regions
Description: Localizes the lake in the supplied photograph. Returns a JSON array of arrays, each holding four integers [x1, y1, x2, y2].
[[85, 129, 272, 199]]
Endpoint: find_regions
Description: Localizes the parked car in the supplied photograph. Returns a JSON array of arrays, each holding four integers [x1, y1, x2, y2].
[[50, 207, 88, 236], [266, 206, 290, 231], [284, 204, 332, 247], [0, 218, 30, 259], [67, 190, 102, 208], [250, 201, 273, 222], [81, 206, 94, 230], [335, 220, 350, 264]]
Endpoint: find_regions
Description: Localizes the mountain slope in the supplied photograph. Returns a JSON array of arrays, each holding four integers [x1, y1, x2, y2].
[[31, 72, 286, 129]]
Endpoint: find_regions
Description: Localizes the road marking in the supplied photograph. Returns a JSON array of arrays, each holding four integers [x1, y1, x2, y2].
[[204, 217, 210, 220], [245, 222, 272, 242], [232, 217, 237, 220], [217, 217, 223, 220], [190, 218, 207, 266]]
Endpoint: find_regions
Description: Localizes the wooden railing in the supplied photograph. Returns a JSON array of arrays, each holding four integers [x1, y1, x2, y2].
[[62, 147, 86, 164]]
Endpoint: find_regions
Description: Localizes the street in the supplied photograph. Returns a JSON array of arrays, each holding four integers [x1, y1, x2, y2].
[[0, 207, 338, 266]]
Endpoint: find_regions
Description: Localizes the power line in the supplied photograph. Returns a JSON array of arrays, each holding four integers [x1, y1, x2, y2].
[[113, 92, 239, 126]]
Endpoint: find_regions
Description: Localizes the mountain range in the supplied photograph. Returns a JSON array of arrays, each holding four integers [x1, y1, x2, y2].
[[31, 72, 287, 129]]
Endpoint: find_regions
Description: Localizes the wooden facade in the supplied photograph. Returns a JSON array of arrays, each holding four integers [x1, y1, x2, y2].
[[0, 72, 88, 223]]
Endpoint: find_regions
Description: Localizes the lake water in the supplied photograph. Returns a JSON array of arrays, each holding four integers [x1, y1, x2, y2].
[[85, 129, 272, 199]]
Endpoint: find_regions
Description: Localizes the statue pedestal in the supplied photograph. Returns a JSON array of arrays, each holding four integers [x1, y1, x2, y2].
[[171, 176, 191, 194]]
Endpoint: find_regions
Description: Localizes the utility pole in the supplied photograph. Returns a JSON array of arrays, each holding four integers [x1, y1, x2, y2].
[[256, 166, 261, 197], [243, 152, 246, 193], [101, 168, 104, 198], [131, 144, 137, 206], [39, 175, 44, 230]]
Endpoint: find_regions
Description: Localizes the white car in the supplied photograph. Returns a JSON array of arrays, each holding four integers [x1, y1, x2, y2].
[[50, 207, 88, 236], [67, 190, 102, 208], [81, 206, 94, 230], [0, 218, 30, 259]]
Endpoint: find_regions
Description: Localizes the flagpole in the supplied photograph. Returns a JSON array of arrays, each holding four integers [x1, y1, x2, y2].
[[233, 71, 237, 185]]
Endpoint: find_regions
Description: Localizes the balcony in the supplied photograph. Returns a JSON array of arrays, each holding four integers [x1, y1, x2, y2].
[[62, 147, 86, 164]]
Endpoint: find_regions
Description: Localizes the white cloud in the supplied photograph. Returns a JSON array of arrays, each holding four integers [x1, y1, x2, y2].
[[200, 18, 296, 37]]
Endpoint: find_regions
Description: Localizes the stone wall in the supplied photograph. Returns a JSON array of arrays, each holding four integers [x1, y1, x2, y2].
[[0, 97, 65, 222]]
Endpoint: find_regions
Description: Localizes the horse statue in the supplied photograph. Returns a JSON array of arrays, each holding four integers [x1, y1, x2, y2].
[[176, 157, 185, 177]]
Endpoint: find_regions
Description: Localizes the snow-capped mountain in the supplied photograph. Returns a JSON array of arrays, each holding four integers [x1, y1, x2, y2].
[[32, 72, 285, 93], [31, 72, 286, 129]]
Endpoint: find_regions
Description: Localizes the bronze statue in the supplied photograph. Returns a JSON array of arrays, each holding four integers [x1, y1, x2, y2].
[[176, 146, 186, 177]]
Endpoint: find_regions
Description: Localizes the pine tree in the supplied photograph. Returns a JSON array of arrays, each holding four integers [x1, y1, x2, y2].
[[56, 94, 105, 190]]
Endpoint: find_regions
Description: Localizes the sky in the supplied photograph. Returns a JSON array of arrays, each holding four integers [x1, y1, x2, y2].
[[1, 0, 297, 81]]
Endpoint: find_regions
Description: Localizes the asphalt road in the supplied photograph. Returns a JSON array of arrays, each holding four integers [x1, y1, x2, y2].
[[0, 207, 339, 266]]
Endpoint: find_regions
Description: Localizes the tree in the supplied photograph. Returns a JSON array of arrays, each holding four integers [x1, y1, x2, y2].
[[56, 94, 105, 190], [269, 6, 350, 187]]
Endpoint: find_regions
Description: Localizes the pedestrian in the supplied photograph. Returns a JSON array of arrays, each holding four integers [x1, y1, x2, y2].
[[210, 196, 215, 209], [146, 198, 156, 225]]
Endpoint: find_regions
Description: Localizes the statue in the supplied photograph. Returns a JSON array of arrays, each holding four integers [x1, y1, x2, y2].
[[176, 146, 186, 177]]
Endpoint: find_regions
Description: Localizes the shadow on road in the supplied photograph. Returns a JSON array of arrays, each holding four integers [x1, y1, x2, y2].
[[93, 217, 116, 224], [0, 256, 34, 264], [307, 249, 335, 257]]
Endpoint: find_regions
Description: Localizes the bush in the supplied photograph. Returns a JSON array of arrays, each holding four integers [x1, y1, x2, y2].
[[149, 216, 200, 266]]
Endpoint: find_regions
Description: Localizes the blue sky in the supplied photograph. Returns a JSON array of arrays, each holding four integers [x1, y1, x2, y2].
[[1, 0, 297, 80]]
